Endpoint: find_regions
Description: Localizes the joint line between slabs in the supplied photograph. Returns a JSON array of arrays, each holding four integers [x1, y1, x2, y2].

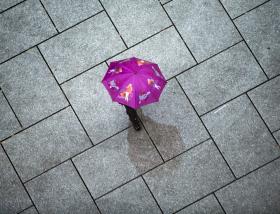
[[246, 93, 280, 149], [160, 2, 198, 64], [0, 0, 27, 14], [17, 205, 34, 214], [97, 0, 128, 49], [174, 77, 237, 180], [217, 0, 269, 80], [232, 0, 272, 20], [1, 90, 23, 128], [141, 176, 164, 214], [213, 192, 227, 214], [36, 46, 95, 146], [0, 144, 40, 213], [38, 0, 59, 33], [70, 159, 102, 213]]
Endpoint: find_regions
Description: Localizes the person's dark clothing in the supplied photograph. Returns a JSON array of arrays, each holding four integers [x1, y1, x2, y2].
[[124, 105, 141, 131]]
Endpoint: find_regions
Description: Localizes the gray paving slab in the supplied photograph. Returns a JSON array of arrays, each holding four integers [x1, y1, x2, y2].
[[20, 207, 38, 214], [0, 0, 57, 63], [100, 0, 171, 47], [108, 27, 196, 79], [164, 0, 241, 62], [220, 0, 268, 18], [143, 139, 234, 214], [73, 127, 163, 199], [216, 158, 280, 214], [62, 63, 129, 144], [176, 194, 224, 214], [3, 107, 92, 182], [274, 130, 280, 145], [234, 0, 280, 78], [248, 76, 280, 132], [41, 0, 102, 31], [202, 95, 280, 178], [0, 0, 23, 12], [25, 161, 99, 214], [96, 177, 161, 214], [139, 78, 209, 160], [177, 42, 266, 115], [0, 92, 21, 141], [0, 48, 68, 127], [39, 12, 126, 83], [0, 146, 32, 213]]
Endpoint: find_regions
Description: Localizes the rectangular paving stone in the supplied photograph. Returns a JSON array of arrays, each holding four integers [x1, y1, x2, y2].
[[0, 48, 68, 127], [100, 0, 171, 47], [25, 161, 100, 214], [0, 91, 21, 141], [139, 78, 209, 161], [220, 0, 268, 18], [0, 146, 32, 213], [202, 95, 280, 178], [143, 139, 234, 214], [274, 130, 280, 145], [41, 0, 102, 31], [177, 194, 224, 214], [108, 27, 196, 79], [96, 177, 161, 214], [39, 12, 126, 83], [3, 107, 92, 182], [73, 127, 163, 199], [62, 63, 129, 144], [0, 0, 57, 63], [21, 207, 38, 214], [0, 0, 23, 12], [216, 158, 280, 214], [248, 76, 280, 132], [177, 42, 267, 115], [234, 0, 280, 78], [164, 0, 241, 62]]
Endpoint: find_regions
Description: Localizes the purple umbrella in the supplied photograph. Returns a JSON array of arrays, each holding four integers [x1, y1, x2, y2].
[[102, 57, 167, 109]]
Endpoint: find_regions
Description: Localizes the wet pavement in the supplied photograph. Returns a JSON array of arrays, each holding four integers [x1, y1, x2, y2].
[[0, 0, 280, 213]]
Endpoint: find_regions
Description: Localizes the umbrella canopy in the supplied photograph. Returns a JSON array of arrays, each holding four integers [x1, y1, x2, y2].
[[102, 57, 167, 109]]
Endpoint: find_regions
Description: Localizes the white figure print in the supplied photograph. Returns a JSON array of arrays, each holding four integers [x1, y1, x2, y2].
[[139, 91, 151, 103], [108, 67, 122, 74], [147, 78, 161, 90], [109, 80, 119, 90]]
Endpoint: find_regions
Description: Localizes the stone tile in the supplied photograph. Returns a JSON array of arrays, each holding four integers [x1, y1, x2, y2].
[[216, 158, 280, 214], [138, 79, 209, 160], [0, 92, 21, 141], [248, 76, 280, 132], [0, 48, 68, 127], [100, 0, 171, 47], [108, 27, 196, 79], [220, 0, 268, 18], [177, 195, 224, 214], [177, 42, 266, 115], [0, 0, 57, 63], [0, 0, 23, 12], [143, 140, 234, 214], [21, 207, 38, 214], [96, 177, 161, 214], [62, 63, 129, 144], [73, 127, 162, 198], [25, 161, 99, 214], [0, 146, 32, 213], [274, 130, 280, 145], [39, 12, 125, 83], [165, 0, 241, 62], [41, 0, 102, 31], [202, 95, 280, 178], [3, 108, 92, 182], [234, 0, 280, 78]]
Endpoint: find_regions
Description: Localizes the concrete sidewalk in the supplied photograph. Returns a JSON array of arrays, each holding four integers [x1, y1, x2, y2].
[[0, 0, 280, 213]]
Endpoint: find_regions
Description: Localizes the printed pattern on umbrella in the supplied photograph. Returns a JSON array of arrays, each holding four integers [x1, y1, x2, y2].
[[102, 57, 167, 109]]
